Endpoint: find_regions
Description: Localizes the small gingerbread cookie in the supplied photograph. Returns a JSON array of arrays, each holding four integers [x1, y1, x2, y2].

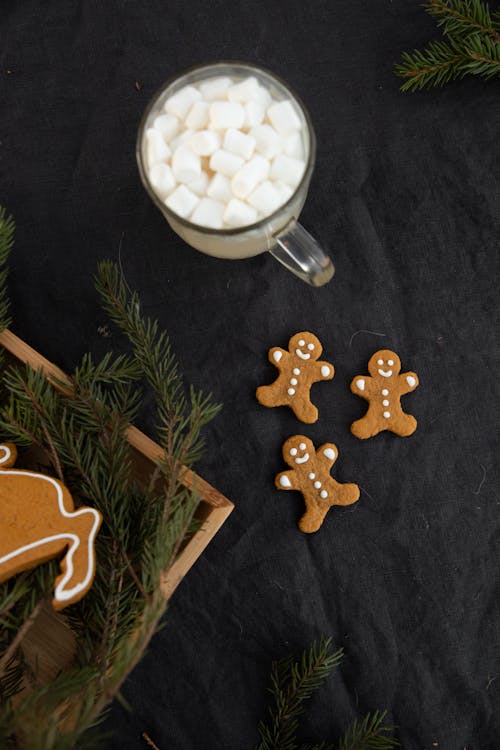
[[256, 332, 334, 423], [350, 349, 419, 439], [0, 443, 102, 610], [275, 435, 360, 533]]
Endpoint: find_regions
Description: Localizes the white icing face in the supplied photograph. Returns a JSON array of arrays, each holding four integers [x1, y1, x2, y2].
[[286, 438, 312, 466], [290, 333, 321, 362], [369, 351, 401, 379], [378, 367, 393, 378]]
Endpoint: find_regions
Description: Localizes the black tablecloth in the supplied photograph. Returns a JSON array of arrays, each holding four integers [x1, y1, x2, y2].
[[2, 2, 500, 748]]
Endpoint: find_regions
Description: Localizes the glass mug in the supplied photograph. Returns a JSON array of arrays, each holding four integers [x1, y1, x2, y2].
[[136, 62, 334, 287]]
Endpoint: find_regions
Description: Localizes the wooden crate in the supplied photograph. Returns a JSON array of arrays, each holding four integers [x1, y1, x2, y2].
[[0, 329, 234, 682]]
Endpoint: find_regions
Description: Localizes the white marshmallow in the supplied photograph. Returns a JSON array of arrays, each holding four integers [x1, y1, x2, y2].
[[270, 154, 305, 187], [231, 155, 270, 199], [209, 101, 245, 130], [223, 128, 256, 160], [164, 85, 202, 120], [250, 124, 283, 159], [170, 128, 195, 152], [209, 149, 245, 177], [273, 180, 294, 204], [247, 180, 283, 214], [267, 99, 302, 135], [148, 163, 176, 198], [165, 185, 199, 218], [188, 130, 221, 156], [223, 198, 258, 228], [171, 145, 202, 184], [207, 173, 233, 202], [243, 100, 265, 128], [191, 198, 225, 229], [187, 170, 209, 196], [153, 114, 180, 142], [254, 85, 272, 109], [227, 76, 260, 103], [185, 101, 210, 129], [145, 128, 171, 167], [199, 76, 232, 101], [284, 131, 304, 159]]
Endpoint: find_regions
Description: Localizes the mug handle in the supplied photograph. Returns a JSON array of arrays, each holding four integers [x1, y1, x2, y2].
[[269, 219, 335, 287]]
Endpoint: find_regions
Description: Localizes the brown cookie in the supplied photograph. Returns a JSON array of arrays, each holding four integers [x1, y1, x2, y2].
[[275, 435, 360, 533], [256, 332, 334, 423], [0, 443, 102, 610], [350, 349, 419, 439]]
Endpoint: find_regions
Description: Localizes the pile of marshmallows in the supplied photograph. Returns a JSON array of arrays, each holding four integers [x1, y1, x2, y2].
[[144, 75, 307, 229]]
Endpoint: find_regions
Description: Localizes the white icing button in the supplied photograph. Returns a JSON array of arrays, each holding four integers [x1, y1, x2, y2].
[[388, 359, 394, 366], [357, 378, 365, 391], [299, 442, 306, 450], [290, 378, 298, 386], [290, 448, 297, 456], [308, 343, 315, 350], [273, 350, 282, 362], [320, 490, 328, 499], [293, 368, 300, 375], [321, 365, 330, 377], [382, 388, 389, 396], [383, 411, 391, 418], [377, 358, 383, 365], [308, 472, 315, 480], [314, 481, 321, 489], [382, 399, 389, 406], [280, 475, 292, 487], [298, 339, 305, 346], [288, 388, 295, 396], [407, 375, 416, 387], [323, 448, 336, 460]]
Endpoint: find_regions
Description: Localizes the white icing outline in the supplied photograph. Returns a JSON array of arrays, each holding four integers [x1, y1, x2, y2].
[[378, 369, 393, 378], [295, 453, 309, 464], [296, 349, 310, 360], [0, 453, 101, 604]]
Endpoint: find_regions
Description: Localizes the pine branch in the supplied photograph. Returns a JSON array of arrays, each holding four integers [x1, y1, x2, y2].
[[396, 39, 468, 91], [0, 206, 14, 333], [337, 711, 399, 750], [256, 637, 344, 750], [396, 0, 500, 90], [425, 0, 500, 40]]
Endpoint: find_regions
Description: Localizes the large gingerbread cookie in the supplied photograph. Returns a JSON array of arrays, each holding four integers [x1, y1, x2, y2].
[[0, 443, 102, 610], [350, 349, 419, 439], [275, 435, 360, 533], [256, 332, 334, 423]]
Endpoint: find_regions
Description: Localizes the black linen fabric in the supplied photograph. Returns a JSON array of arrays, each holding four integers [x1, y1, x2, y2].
[[1, 1, 499, 748]]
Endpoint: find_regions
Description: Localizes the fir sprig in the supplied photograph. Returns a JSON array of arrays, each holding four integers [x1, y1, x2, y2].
[[396, 0, 500, 90], [256, 638, 399, 750], [0, 251, 221, 748]]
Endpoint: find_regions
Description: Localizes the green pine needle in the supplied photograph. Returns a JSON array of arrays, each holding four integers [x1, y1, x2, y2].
[[0, 206, 14, 334], [256, 636, 344, 750], [396, 0, 500, 90], [337, 711, 400, 750]]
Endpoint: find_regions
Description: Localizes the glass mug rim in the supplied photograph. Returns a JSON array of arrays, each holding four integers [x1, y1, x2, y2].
[[136, 60, 317, 237]]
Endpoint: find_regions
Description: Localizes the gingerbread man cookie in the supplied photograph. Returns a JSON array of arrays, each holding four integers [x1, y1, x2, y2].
[[0, 443, 102, 610], [275, 436, 360, 533], [350, 349, 419, 439], [256, 332, 334, 423]]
